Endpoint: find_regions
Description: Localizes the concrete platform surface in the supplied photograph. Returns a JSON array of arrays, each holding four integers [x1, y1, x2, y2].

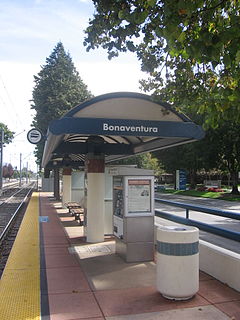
[[106, 306, 230, 320], [41, 192, 240, 319]]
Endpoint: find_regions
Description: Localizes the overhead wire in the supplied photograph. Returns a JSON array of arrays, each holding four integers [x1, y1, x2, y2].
[[0, 73, 24, 129], [0, 73, 35, 169]]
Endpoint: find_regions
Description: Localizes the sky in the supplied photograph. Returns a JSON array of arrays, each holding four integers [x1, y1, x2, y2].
[[0, 0, 147, 172]]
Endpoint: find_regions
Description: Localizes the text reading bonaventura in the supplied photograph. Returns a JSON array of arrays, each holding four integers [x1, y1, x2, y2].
[[103, 123, 158, 133]]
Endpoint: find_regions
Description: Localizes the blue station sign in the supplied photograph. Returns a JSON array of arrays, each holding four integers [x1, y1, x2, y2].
[[49, 117, 204, 139]]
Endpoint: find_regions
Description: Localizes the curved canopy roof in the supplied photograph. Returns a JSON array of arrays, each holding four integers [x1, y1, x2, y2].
[[41, 92, 205, 169]]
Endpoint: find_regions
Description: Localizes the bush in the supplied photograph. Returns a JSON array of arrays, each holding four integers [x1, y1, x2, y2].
[[197, 186, 207, 191], [196, 186, 224, 192], [207, 187, 224, 192]]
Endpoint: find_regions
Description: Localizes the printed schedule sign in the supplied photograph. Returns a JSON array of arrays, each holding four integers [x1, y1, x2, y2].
[[128, 179, 151, 213]]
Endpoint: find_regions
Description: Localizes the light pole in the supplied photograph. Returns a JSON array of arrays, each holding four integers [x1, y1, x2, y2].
[[0, 129, 4, 196], [19, 153, 22, 187], [26, 161, 28, 183], [20, 153, 34, 186]]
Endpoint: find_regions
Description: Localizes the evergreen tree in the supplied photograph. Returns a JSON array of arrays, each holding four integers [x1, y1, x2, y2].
[[31, 42, 93, 164]]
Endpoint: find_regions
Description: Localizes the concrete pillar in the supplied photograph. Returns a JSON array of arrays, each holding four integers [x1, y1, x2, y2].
[[62, 168, 72, 207], [85, 153, 105, 243]]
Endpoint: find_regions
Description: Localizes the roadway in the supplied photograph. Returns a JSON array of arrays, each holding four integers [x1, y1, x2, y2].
[[154, 192, 240, 254]]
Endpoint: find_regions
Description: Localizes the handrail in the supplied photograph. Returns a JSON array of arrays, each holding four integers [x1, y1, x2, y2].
[[155, 197, 240, 220], [155, 198, 240, 242]]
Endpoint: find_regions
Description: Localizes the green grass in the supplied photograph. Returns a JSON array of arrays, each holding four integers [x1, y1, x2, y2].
[[158, 189, 240, 201]]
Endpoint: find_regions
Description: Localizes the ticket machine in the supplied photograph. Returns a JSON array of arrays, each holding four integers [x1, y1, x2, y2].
[[113, 175, 155, 262]]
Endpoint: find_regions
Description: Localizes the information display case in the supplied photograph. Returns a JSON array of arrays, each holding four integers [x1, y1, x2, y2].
[[113, 175, 154, 262]]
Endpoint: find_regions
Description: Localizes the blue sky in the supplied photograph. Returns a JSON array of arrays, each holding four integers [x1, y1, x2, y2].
[[0, 0, 145, 171], [0, 0, 94, 63]]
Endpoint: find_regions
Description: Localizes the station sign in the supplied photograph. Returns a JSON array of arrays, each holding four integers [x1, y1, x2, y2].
[[176, 169, 187, 190], [27, 128, 43, 144], [49, 117, 203, 139]]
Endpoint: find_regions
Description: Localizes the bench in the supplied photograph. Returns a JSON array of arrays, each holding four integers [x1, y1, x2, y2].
[[70, 208, 85, 225], [66, 202, 85, 225], [66, 202, 82, 215]]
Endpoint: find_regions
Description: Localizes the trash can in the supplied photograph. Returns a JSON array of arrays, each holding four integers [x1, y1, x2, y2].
[[156, 225, 199, 300]]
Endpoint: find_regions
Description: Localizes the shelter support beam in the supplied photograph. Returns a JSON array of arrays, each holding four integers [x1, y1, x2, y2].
[[85, 153, 105, 243], [62, 168, 72, 208], [44, 168, 51, 178], [54, 168, 60, 200]]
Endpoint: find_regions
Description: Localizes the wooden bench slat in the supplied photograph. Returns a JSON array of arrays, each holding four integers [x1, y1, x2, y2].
[[70, 208, 84, 214], [66, 202, 81, 208]]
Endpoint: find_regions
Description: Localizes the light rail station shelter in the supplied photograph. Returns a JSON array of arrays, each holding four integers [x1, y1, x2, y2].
[[41, 92, 204, 243]]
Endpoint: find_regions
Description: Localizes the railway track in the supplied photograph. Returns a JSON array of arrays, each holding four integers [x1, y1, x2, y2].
[[0, 182, 36, 277], [1, 182, 19, 198]]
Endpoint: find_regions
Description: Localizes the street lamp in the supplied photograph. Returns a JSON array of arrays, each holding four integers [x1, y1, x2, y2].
[[0, 129, 4, 195]]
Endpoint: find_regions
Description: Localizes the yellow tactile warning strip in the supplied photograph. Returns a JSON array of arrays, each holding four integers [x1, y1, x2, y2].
[[0, 192, 40, 320]]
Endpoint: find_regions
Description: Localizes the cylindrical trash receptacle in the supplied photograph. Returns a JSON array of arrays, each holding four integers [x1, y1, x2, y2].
[[156, 225, 199, 300]]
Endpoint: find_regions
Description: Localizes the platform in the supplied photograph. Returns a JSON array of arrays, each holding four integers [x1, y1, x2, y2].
[[0, 192, 240, 319]]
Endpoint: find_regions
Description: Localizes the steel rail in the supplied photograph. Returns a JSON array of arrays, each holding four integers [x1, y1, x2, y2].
[[0, 184, 35, 244], [2, 181, 19, 190], [0, 187, 26, 207], [0, 182, 35, 207]]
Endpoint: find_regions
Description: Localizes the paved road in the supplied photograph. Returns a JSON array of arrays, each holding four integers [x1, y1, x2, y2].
[[154, 192, 240, 254]]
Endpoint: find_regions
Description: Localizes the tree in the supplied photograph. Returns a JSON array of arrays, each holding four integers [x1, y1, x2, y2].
[[155, 122, 240, 194], [31, 42, 93, 164], [137, 153, 164, 178], [0, 123, 14, 144], [84, 1, 240, 126], [209, 122, 240, 194], [113, 152, 164, 177], [13, 169, 20, 179], [155, 130, 219, 189], [84, 3, 240, 192], [2, 163, 14, 179]]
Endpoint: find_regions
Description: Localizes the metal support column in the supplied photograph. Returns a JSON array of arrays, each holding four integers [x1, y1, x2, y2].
[[54, 168, 60, 200], [0, 129, 4, 195]]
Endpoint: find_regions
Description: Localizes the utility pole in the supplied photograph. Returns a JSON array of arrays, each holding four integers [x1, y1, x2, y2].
[[36, 164, 39, 191], [0, 129, 4, 196], [26, 161, 28, 183], [19, 153, 22, 187]]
